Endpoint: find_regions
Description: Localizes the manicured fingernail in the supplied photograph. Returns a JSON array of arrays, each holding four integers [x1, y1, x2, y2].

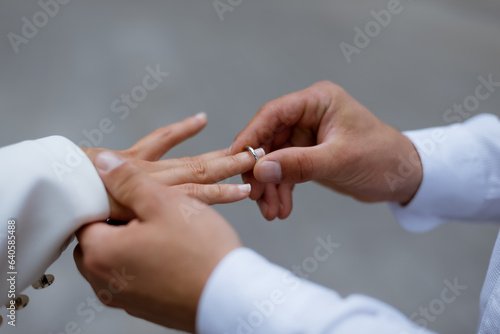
[[255, 148, 265, 159], [238, 184, 251, 193], [194, 112, 207, 121], [95, 151, 125, 172], [258, 161, 282, 182]]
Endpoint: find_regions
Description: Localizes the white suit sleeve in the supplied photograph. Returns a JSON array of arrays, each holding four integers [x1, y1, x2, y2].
[[0, 136, 109, 305], [389, 113, 500, 232], [197, 248, 435, 334]]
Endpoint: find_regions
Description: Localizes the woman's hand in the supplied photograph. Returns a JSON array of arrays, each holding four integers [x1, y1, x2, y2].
[[82, 113, 264, 220], [74, 152, 241, 333]]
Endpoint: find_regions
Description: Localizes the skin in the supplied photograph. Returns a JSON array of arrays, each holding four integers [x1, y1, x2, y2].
[[81, 113, 264, 220], [228, 81, 423, 220], [75, 82, 425, 332], [74, 153, 241, 333]]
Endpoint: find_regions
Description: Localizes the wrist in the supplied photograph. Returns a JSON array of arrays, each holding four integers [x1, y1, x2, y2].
[[391, 134, 423, 205]]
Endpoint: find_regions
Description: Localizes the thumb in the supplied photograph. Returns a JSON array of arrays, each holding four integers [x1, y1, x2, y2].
[[95, 151, 164, 220], [254, 145, 333, 184]]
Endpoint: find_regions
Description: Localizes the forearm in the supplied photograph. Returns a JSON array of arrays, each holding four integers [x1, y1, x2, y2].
[[0, 136, 109, 304]]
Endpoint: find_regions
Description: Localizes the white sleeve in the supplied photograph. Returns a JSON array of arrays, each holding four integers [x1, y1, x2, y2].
[[197, 248, 435, 334], [0, 136, 109, 305], [389, 113, 500, 232]]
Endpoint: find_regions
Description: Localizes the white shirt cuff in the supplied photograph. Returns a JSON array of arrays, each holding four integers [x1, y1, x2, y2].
[[389, 114, 500, 232], [196, 248, 428, 334]]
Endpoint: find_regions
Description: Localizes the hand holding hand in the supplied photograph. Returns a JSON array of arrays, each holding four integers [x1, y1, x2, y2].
[[229, 82, 422, 220], [74, 152, 241, 333]]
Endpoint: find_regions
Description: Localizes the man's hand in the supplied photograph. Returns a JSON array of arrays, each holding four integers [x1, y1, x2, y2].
[[82, 113, 264, 220], [228, 81, 422, 220], [74, 152, 241, 333]]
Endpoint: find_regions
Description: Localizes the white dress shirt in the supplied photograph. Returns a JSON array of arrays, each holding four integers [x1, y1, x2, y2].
[[1, 114, 499, 333], [196, 114, 500, 334]]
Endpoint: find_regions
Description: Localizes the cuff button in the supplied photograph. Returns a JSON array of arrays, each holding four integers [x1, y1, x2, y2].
[[5, 294, 29, 311], [32, 274, 55, 290]]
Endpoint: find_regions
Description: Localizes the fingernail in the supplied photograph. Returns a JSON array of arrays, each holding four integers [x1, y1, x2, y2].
[[194, 111, 207, 121], [258, 161, 282, 183], [226, 144, 233, 156], [238, 184, 251, 193], [95, 151, 125, 172], [255, 148, 265, 159]]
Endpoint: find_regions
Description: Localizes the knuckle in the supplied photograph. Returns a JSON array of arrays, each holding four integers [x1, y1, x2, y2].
[[328, 84, 347, 101], [183, 183, 200, 199], [125, 177, 148, 200], [157, 127, 174, 143], [153, 126, 173, 140], [187, 161, 208, 180], [211, 184, 225, 200]]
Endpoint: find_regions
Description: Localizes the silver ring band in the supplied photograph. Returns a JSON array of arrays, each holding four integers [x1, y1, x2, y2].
[[245, 146, 259, 162]]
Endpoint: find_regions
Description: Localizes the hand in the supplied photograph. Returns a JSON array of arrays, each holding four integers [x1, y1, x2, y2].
[[228, 81, 422, 220], [82, 113, 264, 220], [74, 152, 241, 333]]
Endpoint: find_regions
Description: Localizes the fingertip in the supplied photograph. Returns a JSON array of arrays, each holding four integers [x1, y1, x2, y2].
[[193, 112, 208, 127], [259, 184, 280, 221], [194, 111, 207, 121], [257, 199, 271, 221], [277, 184, 294, 220], [238, 184, 251, 195], [278, 204, 292, 220]]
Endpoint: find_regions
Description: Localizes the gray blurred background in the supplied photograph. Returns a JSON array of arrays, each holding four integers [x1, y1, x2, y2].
[[1, 1, 500, 333]]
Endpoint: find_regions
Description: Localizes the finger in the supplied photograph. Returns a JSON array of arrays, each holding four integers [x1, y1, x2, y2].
[[254, 144, 333, 184], [73, 244, 88, 280], [228, 84, 331, 155], [132, 148, 228, 173], [277, 183, 294, 219], [191, 148, 228, 161], [75, 221, 121, 245], [173, 183, 251, 205], [257, 184, 280, 221], [95, 151, 167, 220], [153, 148, 265, 185], [243, 171, 266, 201], [128, 112, 208, 161], [73, 221, 124, 280]]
